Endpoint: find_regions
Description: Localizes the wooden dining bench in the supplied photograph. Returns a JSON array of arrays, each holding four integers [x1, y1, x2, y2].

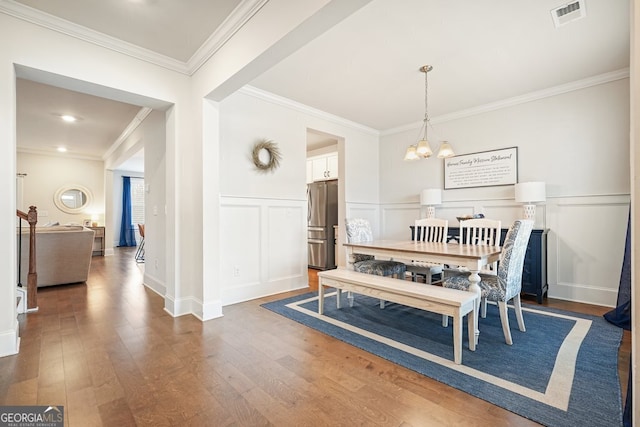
[[317, 268, 477, 364]]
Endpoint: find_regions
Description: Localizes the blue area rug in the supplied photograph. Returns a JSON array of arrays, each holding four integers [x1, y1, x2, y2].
[[262, 291, 623, 427]]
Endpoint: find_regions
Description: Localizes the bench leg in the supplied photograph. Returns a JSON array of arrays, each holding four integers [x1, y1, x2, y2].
[[336, 289, 342, 309], [453, 314, 462, 364], [318, 283, 325, 314]]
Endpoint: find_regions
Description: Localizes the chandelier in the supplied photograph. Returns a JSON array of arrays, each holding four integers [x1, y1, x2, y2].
[[404, 65, 455, 160]]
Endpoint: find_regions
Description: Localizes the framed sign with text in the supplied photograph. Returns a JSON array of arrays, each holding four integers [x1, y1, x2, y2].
[[444, 147, 518, 189]]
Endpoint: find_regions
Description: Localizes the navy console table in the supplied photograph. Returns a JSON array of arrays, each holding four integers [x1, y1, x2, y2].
[[410, 226, 549, 303]]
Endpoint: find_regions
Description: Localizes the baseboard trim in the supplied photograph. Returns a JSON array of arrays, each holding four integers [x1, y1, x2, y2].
[[164, 295, 197, 318], [549, 282, 617, 307], [194, 299, 223, 321], [0, 321, 20, 358], [143, 273, 166, 297]]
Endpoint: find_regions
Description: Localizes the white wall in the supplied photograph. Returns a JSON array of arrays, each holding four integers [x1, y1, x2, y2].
[[0, 0, 384, 357], [217, 89, 379, 305], [1, 0, 628, 362], [0, 11, 190, 357], [192, 0, 375, 319], [142, 110, 167, 296], [105, 108, 165, 253], [17, 152, 104, 225], [379, 77, 631, 306]]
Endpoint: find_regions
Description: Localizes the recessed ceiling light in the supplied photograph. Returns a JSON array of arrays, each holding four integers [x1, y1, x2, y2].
[[57, 146, 67, 152], [61, 115, 77, 122]]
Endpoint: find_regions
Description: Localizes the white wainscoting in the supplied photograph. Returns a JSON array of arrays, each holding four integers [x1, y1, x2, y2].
[[546, 194, 629, 306], [220, 196, 308, 306], [380, 194, 629, 307]]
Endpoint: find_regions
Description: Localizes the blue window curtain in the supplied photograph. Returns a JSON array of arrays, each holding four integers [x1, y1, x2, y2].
[[119, 176, 137, 247]]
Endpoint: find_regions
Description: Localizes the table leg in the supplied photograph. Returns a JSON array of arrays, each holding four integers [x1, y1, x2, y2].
[[467, 304, 476, 352], [467, 270, 482, 345]]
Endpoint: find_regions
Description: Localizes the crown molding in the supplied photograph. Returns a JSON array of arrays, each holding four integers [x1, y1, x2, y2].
[[0, 0, 267, 76], [0, 0, 189, 73], [17, 147, 103, 162], [187, 0, 269, 74], [241, 85, 380, 136], [245, 67, 629, 138], [102, 107, 153, 161], [382, 68, 630, 136]]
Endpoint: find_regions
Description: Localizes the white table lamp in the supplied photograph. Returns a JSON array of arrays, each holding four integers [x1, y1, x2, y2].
[[420, 188, 442, 219], [515, 182, 546, 220]]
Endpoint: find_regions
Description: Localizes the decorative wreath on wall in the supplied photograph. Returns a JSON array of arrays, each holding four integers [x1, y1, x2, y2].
[[252, 139, 282, 172]]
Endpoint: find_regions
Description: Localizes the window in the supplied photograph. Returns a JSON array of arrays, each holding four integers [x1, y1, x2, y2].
[[130, 178, 145, 228]]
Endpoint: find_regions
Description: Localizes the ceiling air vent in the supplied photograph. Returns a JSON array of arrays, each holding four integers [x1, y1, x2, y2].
[[551, 0, 586, 28]]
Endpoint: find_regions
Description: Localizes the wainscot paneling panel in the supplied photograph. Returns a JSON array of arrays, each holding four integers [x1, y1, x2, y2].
[[220, 203, 261, 290], [220, 197, 307, 306], [381, 205, 420, 239], [267, 205, 306, 281], [547, 195, 629, 306], [380, 195, 628, 306], [345, 204, 379, 235]]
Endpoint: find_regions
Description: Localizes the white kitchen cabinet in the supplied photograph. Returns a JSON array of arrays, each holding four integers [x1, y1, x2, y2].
[[306, 160, 313, 184], [326, 154, 338, 179], [308, 153, 338, 181]]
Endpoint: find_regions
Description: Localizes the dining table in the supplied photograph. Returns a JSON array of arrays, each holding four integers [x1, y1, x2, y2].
[[343, 239, 502, 344]]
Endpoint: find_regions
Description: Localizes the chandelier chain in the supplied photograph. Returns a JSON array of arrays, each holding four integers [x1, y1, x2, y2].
[[404, 64, 454, 160], [423, 67, 429, 140]]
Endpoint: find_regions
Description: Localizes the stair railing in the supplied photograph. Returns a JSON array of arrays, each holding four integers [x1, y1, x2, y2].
[[16, 206, 38, 311]]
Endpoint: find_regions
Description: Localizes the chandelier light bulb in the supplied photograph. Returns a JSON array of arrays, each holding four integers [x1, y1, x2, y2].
[[416, 139, 433, 157]]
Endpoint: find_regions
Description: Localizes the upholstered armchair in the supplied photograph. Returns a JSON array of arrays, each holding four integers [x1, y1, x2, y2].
[[442, 220, 534, 345]]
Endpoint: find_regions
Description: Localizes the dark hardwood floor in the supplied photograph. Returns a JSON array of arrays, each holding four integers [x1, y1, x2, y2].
[[1, 249, 629, 426]]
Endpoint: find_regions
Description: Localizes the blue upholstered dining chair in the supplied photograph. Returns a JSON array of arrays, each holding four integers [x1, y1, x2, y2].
[[344, 218, 407, 278], [442, 220, 534, 345]]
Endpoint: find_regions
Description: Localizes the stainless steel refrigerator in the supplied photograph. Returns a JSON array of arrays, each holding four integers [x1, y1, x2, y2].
[[307, 179, 338, 270]]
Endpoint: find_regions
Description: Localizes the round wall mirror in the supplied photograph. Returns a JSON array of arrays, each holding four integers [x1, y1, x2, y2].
[[53, 184, 93, 214]]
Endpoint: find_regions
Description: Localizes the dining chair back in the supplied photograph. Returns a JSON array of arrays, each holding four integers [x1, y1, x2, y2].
[[442, 220, 534, 344], [344, 218, 406, 278], [135, 223, 145, 263], [460, 218, 501, 274], [414, 217, 448, 243], [406, 218, 448, 284]]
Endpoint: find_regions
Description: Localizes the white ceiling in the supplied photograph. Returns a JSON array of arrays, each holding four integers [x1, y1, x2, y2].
[[16, 78, 141, 159], [13, 0, 244, 63], [252, 0, 630, 130], [8, 0, 631, 165]]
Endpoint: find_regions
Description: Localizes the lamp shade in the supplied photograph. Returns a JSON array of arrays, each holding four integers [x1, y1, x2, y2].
[[416, 139, 433, 157], [436, 141, 455, 158], [404, 145, 418, 161], [515, 182, 546, 203], [420, 188, 442, 206]]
